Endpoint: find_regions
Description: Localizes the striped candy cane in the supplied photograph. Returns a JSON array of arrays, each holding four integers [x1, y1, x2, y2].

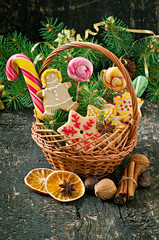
[[6, 54, 44, 119]]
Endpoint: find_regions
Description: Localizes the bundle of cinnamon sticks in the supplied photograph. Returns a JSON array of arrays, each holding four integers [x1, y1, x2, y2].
[[114, 153, 150, 205]]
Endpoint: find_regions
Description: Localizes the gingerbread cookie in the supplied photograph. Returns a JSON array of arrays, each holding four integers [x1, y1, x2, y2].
[[57, 110, 101, 151], [87, 104, 116, 124], [114, 91, 144, 122], [87, 104, 124, 132], [36, 69, 79, 116], [87, 104, 125, 146]]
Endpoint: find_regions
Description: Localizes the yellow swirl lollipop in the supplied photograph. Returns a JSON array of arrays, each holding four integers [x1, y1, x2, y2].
[[103, 67, 126, 92]]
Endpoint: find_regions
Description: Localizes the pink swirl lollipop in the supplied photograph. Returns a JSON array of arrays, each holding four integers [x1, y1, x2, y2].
[[6, 54, 44, 119], [67, 57, 93, 82]]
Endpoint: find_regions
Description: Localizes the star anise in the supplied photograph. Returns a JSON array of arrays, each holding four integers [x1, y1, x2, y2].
[[97, 120, 115, 135], [59, 180, 75, 196]]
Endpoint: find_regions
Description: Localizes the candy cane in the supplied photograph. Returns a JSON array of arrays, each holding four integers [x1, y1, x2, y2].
[[6, 54, 44, 119]]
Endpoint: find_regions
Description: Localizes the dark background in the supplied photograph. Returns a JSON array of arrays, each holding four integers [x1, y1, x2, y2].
[[0, 0, 159, 41]]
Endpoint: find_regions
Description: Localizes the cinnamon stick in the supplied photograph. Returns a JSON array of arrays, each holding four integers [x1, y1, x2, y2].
[[133, 163, 142, 195], [128, 161, 135, 200], [114, 165, 128, 204], [114, 154, 150, 204], [120, 165, 128, 197], [114, 187, 120, 204]]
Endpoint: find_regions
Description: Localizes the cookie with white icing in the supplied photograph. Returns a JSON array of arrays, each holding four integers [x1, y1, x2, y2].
[[36, 69, 79, 116]]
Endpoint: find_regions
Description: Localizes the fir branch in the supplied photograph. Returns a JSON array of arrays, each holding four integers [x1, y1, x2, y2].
[[40, 17, 65, 44], [0, 49, 8, 60], [4, 76, 33, 110], [101, 17, 134, 58], [42, 109, 68, 131], [146, 84, 159, 103], [77, 78, 110, 116], [7, 31, 33, 57]]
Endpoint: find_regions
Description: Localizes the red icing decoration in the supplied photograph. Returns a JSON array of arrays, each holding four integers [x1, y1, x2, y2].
[[129, 113, 132, 116], [123, 100, 126, 103], [120, 104, 123, 107], [71, 139, 79, 148], [127, 108, 130, 111], [108, 101, 115, 105], [84, 141, 91, 150], [129, 105, 132, 107], [121, 108, 124, 110], [71, 113, 81, 129], [61, 126, 77, 136], [83, 118, 95, 130], [86, 132, 94, 136]]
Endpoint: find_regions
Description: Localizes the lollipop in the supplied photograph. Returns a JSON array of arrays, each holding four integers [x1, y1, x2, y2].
[[103, 67, 126, 92], [6, 54, 44, 119], [67, 57, 93, 100], [67, 57, 93, 82]]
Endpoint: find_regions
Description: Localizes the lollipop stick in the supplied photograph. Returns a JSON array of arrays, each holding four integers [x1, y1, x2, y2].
[[104, 88, 112, 100], [76, 81, 80, 101]]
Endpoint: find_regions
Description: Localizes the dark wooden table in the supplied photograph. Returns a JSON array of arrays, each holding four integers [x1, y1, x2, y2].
[[0, 100, 159, 240]]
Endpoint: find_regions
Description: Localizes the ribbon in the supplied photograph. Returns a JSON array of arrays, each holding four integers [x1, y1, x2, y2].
[[82, 16, 159, 40], [54, 29, 82, 45], [31, 42, 55, 65], [31, 42, 55, 52]]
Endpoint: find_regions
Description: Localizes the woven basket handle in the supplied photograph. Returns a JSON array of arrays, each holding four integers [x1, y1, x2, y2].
[[39, 41, 138, 122]]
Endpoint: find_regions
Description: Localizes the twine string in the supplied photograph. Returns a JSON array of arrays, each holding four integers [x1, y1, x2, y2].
[[119, 176, 137, 185]]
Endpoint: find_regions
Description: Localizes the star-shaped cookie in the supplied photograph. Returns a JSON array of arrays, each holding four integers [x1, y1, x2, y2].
[[87, 104, 125, 147], [57, 110, 100, 151], [114, 91, 144, 122], [87, 104, 124, 131]]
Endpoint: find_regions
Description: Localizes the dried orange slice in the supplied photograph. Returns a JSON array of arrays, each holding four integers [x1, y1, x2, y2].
[[46, 170, 85, 202], [24, 168, 54, 194]]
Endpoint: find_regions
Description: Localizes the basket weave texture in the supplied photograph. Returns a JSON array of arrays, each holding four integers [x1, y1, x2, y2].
[[32, 42, 139, 179]]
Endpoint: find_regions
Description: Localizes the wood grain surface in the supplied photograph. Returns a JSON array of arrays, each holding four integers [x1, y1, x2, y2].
[[0, 100, 159, 240], [0, 0, 159, 41]]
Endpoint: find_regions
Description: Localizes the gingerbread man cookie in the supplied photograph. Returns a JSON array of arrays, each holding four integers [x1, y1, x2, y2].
[[57, 110, 101, 151], [114, 91, 144, 122], [36, 69, 79, 116]]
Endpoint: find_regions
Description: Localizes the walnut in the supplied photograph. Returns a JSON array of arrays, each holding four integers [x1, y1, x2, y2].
[[94, 178, 117, 200]]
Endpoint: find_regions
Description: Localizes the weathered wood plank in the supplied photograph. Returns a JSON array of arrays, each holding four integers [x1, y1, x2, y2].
[[0, 0, 159, 41], [0, 100, 159, 239]]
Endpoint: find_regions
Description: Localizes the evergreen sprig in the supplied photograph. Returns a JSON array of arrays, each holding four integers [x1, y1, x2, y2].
[[42, 109, 68, 131], [0, 16, 158, 113], [101, 17, 134, 58], [4, 75, 33, 110], [8, 32, 33, 57], [40, 17, 65, 44]]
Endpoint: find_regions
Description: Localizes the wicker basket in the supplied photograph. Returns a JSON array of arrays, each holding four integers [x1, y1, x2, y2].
[[31, 41, 139, 179]]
